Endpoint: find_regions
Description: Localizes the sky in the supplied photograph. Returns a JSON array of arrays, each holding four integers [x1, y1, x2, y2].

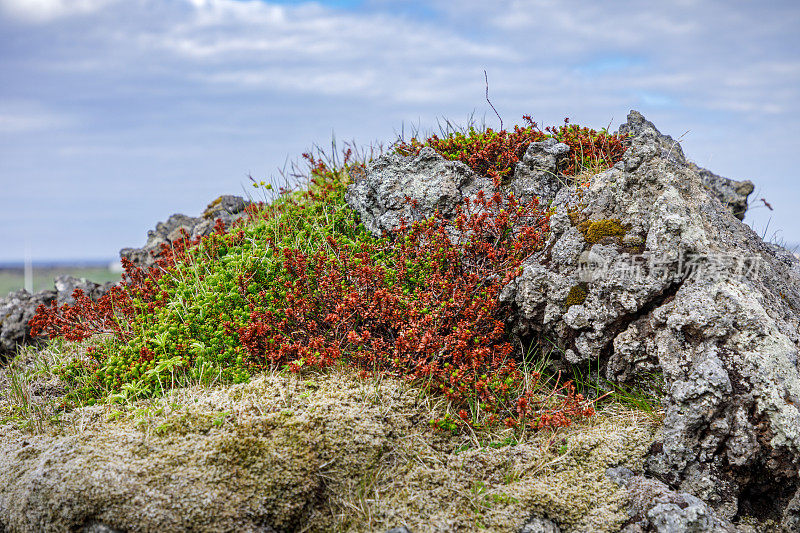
[[0, 0, 798, 262]]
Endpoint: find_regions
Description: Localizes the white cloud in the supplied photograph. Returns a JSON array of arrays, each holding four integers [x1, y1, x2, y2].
[[144, 0, 509, 64], [0, 102, 71, 133], [200, 67, 383, 97], [1, 0, 799, 258], [0, 0, 117, 23], [4, 0, 798, 116], [112, 0, 513, 104]]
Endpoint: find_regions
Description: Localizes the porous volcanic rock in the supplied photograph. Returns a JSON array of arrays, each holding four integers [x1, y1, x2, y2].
[[606, 466, 738, 532], [120, 194, 250, 269], [0, 276, 118, 363], [509, 137, 571, 205], [346, 110, 800, 527], [498, 111, 800, 526], [688, 162, 755, 221], [347, 125, 752, 238], [0, 289, 56, 363], [345, 146, 494, 237], [54, 275, 116, 307]]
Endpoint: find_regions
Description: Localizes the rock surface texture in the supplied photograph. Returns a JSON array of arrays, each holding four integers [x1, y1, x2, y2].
[[53, 275, 115, 307], [606, 466, 738, 532], [0, 277, 114, 362], [347, 110, 800, 529], [687, 162, 755, 221], [0, 289, 56, 363], [345, 146, 493, 237], [120, 194, 251, 269]]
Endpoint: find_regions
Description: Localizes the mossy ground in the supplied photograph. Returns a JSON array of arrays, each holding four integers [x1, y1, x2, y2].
[[0, 344, 662, 532]]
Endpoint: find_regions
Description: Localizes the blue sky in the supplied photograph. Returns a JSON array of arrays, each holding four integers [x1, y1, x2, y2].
[[1, 0, 798, 262]]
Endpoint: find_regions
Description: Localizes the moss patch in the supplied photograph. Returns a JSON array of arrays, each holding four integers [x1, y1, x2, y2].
[[201, 195, 224, 218], [0, 367, 662, 533], [565, 284, 589, 309], [567, 206, 631, 245], [579, 219, 631, 244]]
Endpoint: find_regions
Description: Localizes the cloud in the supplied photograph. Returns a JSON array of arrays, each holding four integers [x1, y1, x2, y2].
[[0, 0, 117, 23], [2, 0, 798, 131], [0, 102, 72, 133], [109, 0, 513, 104], [1, 0, 799, 261], [146, 1, 508, 64]]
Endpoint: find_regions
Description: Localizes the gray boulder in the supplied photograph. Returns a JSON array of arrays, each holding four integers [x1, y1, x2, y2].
[[499, 110, 800, 525], [0, 276, 119, 363], [0, 289, 56, 363], [54, 275, 115, 307], [346, 110, 800, 527], [350, 121, 750, 238], [511, 138, 571, 205], [617, 110, 753, 220], [120, 195, 250, 269], [688, 163, 754, 221], [607, 469, 737, 532], [119, 212, 200, 267], [345, 146, 493, 237]]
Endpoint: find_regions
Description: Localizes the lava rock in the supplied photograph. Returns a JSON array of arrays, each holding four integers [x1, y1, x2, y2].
[[0, 275, 118, 363], [510, 137, 571, 205], [618, 474, 736, 532], [500, 111, 800, 524], [120, 195, 250, 269], [517, 516, 561, 533], [0, 289, 56, 363], [345, 146, 492, 237], [54, 275, 115, 307], [688, 162, 754, 221]]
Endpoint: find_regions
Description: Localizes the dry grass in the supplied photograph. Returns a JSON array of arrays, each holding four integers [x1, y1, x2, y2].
[[0, 339, 79, 431]]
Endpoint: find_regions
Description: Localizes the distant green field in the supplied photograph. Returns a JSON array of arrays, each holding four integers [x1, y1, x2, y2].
[[0, 267, 122, 298]]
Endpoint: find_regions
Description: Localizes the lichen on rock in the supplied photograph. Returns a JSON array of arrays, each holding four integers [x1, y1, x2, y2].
[[578, 218, 631, 244], [565, 284, 588, 309], [345, 109, 798, 529], [499, 111, 800, 527]]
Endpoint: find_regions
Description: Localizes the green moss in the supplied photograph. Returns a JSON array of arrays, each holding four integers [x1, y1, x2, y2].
[[202, 195, 224, 217], [578, 218, 631, 244], [565, 284, 588, 309]]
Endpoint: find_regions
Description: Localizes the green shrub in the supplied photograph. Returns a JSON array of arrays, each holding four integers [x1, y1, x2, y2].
[[31, 116, 630, 431]]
